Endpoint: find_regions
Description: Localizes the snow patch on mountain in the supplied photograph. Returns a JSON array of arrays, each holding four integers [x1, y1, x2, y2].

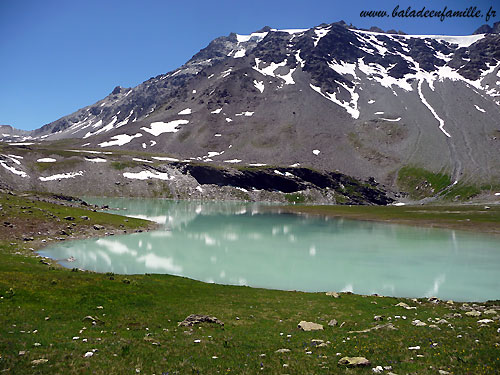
[[178, 108, 192, 115], [418, 80, 450, 137], [236, 32, 268, 43], [123, 170, 175, 181], [0, 161, 28, 177], [152, 157, 179, 162], [141, 120, 189, 136], [253, 80, 264, 93], [39, 171, 83, 181], [310, 83, 359, 119], [235, 111, 254, 117], [37, 158, 56, 163], [313, 26, 331, 47], [99, 133, 143, 147]]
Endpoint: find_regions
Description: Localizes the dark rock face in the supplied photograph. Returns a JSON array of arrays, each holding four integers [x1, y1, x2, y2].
[[181, 164, 393, 205]]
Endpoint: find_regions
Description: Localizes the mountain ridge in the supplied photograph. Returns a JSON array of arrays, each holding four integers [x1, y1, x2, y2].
[[1, 21, 500, 201]]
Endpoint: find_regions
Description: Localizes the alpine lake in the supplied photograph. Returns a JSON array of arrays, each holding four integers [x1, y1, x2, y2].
[[39, 198, 500, 302]]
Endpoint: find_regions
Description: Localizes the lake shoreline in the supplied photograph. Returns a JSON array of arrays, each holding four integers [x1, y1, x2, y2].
[[273, 203, 500, 237]]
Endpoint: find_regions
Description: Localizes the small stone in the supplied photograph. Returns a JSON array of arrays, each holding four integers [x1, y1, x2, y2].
[[33, 342, 41, 347], [428, 297, 440, 303], [84, 351, 94, 358], [438, 370, 450, 375], [18, 351, 26, 356], [298, 321, 323, 331], [328, 319, 338, 326], [31, 359, 48, 365], [311, 339, 324, 345], [338, 356, 371, 367], [484, 309, 497, 315], [465, 311, 482, 317], [82, 316, 104, 325], [408, 346, 420, 350], [373, 315, 384, 321], [395, 302, 416, 310], [411, 319, 427, 327], [436, 319, 449, 324], [275, 348, 291, 353], [194, 339, 201, 343], [446, 300, 454, 305], [80, 216, 90, 220], [93, 224, 104, 230], [477, 319, 494, 324], [326, 291, 340, 298], [64, 216, 75, 221], [372, 365, 384, 373]]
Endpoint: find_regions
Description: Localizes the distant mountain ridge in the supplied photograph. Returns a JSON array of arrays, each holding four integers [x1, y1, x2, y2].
[[1, 21, 500, 194]]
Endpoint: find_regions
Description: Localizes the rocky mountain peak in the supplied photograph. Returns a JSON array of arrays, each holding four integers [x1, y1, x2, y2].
[[473, 21, 500, 34]]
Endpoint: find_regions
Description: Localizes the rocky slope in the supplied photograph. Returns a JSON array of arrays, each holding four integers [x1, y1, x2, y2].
[[2, 22, 500, 202]]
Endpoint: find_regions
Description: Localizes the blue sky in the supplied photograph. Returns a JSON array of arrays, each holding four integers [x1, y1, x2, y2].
[[1, 0, 498, 130]]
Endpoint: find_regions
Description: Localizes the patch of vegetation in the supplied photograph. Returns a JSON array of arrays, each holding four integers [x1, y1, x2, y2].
[[35, 159, 80, 172], [284, 192, 306, 203], [397, 166, 451, 199], [110, 161, 138, 170], [443, 183, 481, 201]]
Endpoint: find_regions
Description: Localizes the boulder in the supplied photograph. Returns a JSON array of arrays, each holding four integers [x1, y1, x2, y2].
[[298, 321, 323, 331], [338, 356, 371, 367], [465, 311, 482, 317], [326, 291, 340, 298], [178, 314, 224, 327], [31, 359, 48, 365]]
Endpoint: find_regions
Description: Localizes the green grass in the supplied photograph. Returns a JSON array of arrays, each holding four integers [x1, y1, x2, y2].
[[397, 166, 451, 199], [35, 159, 81, 172], [1, 192, 500, 374], [443, 183, 482, 201], [284, 193, 306, 203]]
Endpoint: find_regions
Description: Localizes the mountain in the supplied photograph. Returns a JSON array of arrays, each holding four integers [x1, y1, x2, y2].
[[1, 21, 500, 202]]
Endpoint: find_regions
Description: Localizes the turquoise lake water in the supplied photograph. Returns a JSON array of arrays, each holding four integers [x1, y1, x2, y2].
[[38, 198, 500, 301]]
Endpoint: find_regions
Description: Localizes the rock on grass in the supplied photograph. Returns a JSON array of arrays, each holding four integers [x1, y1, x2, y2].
[[338, 356, 371, 367], [298, 321, 323, 331]]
